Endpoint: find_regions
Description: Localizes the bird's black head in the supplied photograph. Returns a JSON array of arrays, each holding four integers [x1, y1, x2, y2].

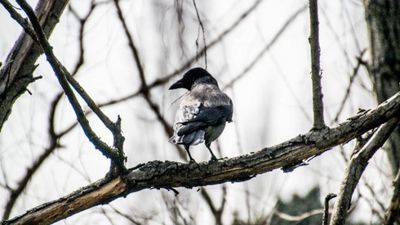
[[169, 67, 218, 90]]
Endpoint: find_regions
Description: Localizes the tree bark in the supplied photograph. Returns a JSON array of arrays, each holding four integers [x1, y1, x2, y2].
[[2, 91, 400, 225], [0, 0, 69, 131], [364, 0, 400, 175]]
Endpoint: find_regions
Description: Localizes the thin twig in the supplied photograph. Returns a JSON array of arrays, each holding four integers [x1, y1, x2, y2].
[[200, 186, 226, 225], [322, 193, 337, 225], [68, 0, 98, 75], [192, 0, 207, 69], [143, 0, 264, 91], [223, 5, 307, 89], [308, 0, 326, 130], [0, 0, 39, 43], [333, 50, 366, 123]]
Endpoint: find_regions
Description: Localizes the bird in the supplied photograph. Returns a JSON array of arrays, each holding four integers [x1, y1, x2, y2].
[[169, 67, 233, 162]]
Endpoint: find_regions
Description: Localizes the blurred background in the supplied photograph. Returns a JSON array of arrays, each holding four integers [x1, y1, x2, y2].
[[0, 0, 391, 224]]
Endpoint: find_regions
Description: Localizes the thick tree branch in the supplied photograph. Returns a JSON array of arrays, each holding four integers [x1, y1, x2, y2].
[[329, 117, 399, 225], [308, 0, 326, 129], [3, 91, 400, 225]]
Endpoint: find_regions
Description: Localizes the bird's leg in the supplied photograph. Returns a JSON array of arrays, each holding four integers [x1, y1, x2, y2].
[[206, 143, 218, 161], [184, 145, 196, 163]]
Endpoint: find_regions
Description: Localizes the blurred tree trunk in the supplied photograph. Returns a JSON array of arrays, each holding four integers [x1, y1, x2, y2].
[[364, 0, 400, 176]]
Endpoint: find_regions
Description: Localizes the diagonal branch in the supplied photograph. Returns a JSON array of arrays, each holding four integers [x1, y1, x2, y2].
[[3, 91, 400, 225], [329, 117, 399, 225], [13, 0, 126, 172], [308, 0, 326, 130]]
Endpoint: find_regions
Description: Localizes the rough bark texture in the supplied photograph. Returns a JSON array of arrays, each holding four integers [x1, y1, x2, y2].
[[364, 0, 400, 175], [2, 91, 400, 225], [0, 0, 69, 131]]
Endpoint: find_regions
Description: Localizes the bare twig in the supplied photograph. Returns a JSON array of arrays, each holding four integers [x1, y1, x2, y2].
[[192, 0, 207, 69], [200, 186, 227, 225], [223, 5, 307, 89], [333, 50, 366, 123], [0, 0, 38, 43], [330, 118, 399, 225], [140, 0, 264, 91], [108, 205, 145, 225], [1, 139, 58, 220], [322, 193, 337, 225], [308, 0, 326, 130], [68, 0, 98, 75]]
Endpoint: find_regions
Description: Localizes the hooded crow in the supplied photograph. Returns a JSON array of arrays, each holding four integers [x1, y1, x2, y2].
[[169, 67, 233, 162]]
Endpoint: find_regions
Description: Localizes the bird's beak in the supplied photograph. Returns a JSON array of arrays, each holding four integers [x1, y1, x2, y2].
[[169, 79, 184, 90]]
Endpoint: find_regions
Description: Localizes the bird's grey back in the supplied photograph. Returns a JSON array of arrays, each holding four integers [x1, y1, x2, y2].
[[170, 83, 232, 147]]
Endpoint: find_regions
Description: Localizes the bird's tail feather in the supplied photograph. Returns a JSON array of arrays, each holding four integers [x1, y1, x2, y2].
[[169, 130, 205, 146]]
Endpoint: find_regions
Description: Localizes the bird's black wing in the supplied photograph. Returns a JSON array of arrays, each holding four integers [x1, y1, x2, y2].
[[177, 104, 232, 136]]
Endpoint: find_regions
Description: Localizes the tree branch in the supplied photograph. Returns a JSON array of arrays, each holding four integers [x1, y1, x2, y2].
[[14, 0, 126, 173], [3, 91, 400, 225], [308, 0, 326, 129], [329, 117, 399, 225]]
